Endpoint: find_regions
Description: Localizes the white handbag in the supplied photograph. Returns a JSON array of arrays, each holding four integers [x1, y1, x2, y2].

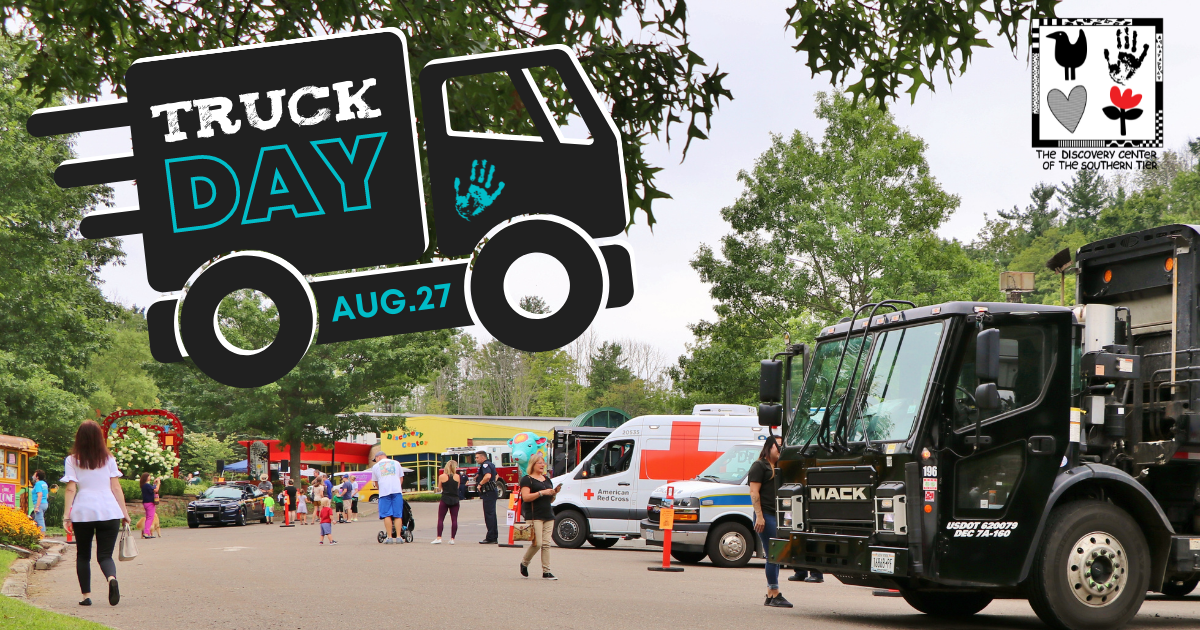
[[118, 523, 139, 561]]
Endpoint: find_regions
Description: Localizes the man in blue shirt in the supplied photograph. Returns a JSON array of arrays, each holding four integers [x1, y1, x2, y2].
[[30, 470, 48, 533], [475, 451, 499, 544]]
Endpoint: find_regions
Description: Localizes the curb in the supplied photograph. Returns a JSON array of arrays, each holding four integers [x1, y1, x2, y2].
[[2, 541, 67, 599]]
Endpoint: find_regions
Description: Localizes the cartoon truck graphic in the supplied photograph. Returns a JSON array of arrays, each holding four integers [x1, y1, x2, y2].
[[28, 30, 635, 388]]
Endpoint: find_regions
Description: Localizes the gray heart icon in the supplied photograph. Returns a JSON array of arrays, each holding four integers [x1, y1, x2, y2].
[[1047, 86, 1087, 133]]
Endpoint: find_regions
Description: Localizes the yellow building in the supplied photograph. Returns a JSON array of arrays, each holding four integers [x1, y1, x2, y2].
[[378, 416, 554, 491]]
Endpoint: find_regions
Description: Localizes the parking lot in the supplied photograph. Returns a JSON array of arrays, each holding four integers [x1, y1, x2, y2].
[[24, 500, 1200, 630]]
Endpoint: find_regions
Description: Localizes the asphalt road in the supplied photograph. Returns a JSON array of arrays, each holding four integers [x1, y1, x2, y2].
[[24, 500, 1200, 630]]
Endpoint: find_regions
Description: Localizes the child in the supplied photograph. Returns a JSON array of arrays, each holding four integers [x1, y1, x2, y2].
[[297, 491, 308, 525], [318, 498, 336, 545], [263, 494, 276, 524]]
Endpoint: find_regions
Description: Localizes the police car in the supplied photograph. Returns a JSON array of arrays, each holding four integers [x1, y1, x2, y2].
[[639, 441, 766, 567]]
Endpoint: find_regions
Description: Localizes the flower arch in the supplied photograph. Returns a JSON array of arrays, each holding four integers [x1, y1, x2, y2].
[[101, 409, 185, 478]]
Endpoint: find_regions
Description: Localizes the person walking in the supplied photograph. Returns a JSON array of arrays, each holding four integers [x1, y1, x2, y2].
[[297, 487, 309, 525], [347, 476, 360, 523], [285, 478, 298, 525], [30, 470, 48, 534], [139, 472, 159, 539], [317, 498, 336, 545], [750, 435, 791, 608], [339, 475, 356, 523], [332, 481, 345, 522], [61, 420, 130, 607], [474, 451, 499, 544], [433, 461, 461, 544], [370, 451, 406, 544], [322, 473, 334, 504], [518, 452, 559, 580], [264, 493, 276, 524]]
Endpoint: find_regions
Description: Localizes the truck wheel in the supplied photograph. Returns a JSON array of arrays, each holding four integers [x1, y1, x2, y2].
[[552, 509, 589, 548], [1161, 576, 1199, 598], [900, 589, 992, 617], [706, 522, 754, 568], [188, 521, 199, 529], [671, 549, 707, 564], [467, 218, 605, 352], [179, 252, 316, 388], [1027, 500, 1149, 630], [235, 509, 246, 526], [588, 537, 619, 549]]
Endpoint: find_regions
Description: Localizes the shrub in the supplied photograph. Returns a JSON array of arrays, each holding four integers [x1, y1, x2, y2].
[[405, 492, 442, 502], [111, 425, 180, 478], [44, 491, 65, 528], [0, 505, 42, 550], [119, 479, 142, 502], [160, 477, 186, 496]]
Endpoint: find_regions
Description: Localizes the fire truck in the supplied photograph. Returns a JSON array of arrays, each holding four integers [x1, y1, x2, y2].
[[440, 446, 516, 499], [759, 225, 1200, 630]]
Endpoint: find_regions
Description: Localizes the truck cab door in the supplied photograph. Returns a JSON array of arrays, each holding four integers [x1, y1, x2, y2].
[[934, 315, 1071, 585], [575, 439, 639, 534]]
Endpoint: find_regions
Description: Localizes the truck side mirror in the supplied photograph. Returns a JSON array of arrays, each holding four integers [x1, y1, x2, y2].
[[977, 329, 1000, 382], [760, 360, 784, 403], [758, 404, 783, 427], [975, 383, 1001, 410]]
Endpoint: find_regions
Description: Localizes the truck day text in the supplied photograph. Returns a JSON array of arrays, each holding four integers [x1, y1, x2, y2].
[[154, 79, 388, 234], [946, 521, 1019, 538]]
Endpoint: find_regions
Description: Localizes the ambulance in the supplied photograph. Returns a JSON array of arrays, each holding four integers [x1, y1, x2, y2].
[[550, 405, 767, 549], [639, 441, 764, 567]]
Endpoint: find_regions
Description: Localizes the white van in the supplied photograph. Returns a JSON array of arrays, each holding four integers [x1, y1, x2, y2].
[[639, 441, 764, 567], [550, 409, 768, 548]]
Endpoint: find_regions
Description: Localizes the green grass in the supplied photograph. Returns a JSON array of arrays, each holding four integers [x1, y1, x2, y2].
[[158, 515, 188, 528], [0, 594, 115, 629], [43, 527, 65, 537], [404, 492, 442, 502], [0, 548, 14, 575]]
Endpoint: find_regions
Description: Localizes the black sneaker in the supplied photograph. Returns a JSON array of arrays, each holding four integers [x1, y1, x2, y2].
[[787, 573, 805, 582], [542, 572, 557, 580], [804, 574, 824, 583], [79, 598, 92, 606], [765, 594, 793, 608], [479, 539, 497, 544], [108, 578, 120, 606], [520, 563, 529, 578]]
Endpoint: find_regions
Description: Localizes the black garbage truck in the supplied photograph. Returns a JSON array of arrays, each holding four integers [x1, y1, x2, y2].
[[758, 224, 1200, 630]]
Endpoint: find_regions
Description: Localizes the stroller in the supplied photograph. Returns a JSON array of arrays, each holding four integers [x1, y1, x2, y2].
[[377, 499, 415, 543]]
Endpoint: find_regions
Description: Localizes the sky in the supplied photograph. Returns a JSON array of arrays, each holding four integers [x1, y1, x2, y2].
[[77, 0, 1200, 368]]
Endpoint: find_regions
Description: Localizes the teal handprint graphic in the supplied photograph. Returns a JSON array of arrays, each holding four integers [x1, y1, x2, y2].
[[454, 159, 505, 221]]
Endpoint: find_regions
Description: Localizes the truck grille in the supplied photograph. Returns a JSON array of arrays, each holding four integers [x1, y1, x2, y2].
[[805, 466, 875, 526]]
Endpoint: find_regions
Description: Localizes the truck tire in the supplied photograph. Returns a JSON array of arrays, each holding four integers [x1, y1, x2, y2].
[[1160, 576, 1199, 598], [235, 509, 246, 526], [671, 549, 707, 564], [552, 509, 588, 548], [467, 218, 605, 352], [588, 537, 619, 549], [706, 522, 754, 568], [900, 589, 992, 617], [179, 252, 316, 389], [1027, 500, 1149, 630]]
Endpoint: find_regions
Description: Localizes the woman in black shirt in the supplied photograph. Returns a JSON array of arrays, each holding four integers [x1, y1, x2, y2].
[[749, 436, 791, 608], [139, 472, 159, 539], [518, 452, 559, 580]]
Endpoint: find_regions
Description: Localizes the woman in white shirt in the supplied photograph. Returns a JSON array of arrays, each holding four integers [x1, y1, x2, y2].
[[62, 420, 130, 607]]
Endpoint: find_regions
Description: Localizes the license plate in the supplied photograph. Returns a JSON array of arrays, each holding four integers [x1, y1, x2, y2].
[[203, 514, 214, 518], [871, 551, 895, 574]]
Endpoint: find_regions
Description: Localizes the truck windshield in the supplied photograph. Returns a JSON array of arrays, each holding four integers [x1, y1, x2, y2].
[[694, 444, 760, 484], [846, 322, 944, 442], [786, 321, 944, 446], [786, 335, 872, 445]]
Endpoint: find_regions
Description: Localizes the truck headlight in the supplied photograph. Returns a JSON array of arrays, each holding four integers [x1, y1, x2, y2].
[[779, 497, 791, 509], [780, 511, 792, 528]]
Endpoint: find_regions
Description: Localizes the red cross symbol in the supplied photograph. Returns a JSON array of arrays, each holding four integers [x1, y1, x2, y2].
[[584, 489, 595, 500], [640, 421, 720, 481]]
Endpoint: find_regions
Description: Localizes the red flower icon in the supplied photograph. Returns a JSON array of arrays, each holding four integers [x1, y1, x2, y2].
[[1103, 87, 1144, 136], [1109, 86, 1142, 109]]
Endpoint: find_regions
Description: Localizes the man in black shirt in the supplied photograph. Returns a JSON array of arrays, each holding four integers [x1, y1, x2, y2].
[[285, 478, 298, 525], [749, 436, 792, 608], [475, 452, 499, 544]]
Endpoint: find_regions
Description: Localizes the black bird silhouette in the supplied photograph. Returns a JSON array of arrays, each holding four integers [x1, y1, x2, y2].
[[1046, 30, 1088, 81]]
